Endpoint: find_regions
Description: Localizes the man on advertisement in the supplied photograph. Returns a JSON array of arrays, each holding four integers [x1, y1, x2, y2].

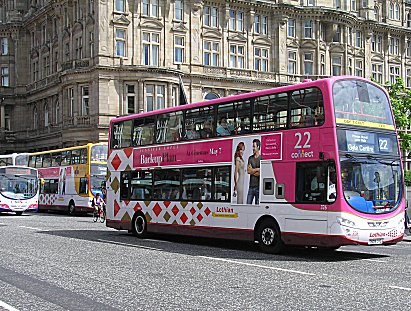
[[247, 139, 262, 205]]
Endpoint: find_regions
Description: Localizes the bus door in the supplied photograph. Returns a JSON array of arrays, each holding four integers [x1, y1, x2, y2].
[[260, 161, 287, 203]]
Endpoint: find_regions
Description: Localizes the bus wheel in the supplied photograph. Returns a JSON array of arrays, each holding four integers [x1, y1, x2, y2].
[[132, 213, 147, 238], [15, 211, 23, 216], [68, 203, 75, 215], [257, 219, 284, 254]]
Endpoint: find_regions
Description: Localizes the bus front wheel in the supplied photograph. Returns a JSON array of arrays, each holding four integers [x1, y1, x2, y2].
[[68, 203, 75, 215], [132, 213, 147, 238], [257, 219, 284, 254]]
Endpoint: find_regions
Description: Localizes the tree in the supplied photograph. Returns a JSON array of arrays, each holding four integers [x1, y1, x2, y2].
[[386, 78, 411, 186]]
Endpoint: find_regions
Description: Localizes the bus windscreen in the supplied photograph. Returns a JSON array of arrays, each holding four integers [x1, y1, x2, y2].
[[333, 80, 394, 130]]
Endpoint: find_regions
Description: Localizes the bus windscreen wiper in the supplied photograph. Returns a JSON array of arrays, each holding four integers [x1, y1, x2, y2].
[[367, 155, 399, 166]]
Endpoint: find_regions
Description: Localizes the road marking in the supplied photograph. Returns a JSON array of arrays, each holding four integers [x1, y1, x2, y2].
[[0, 300, 20, 311], [363, 259, 387, 263], [198, 256, 315, 276], [97, 239, 162, 251], [389, 286, 411, 291], [18, 226, 47, 231]]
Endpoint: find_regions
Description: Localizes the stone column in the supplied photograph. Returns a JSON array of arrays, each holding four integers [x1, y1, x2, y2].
[[138, 80, 144, 113]]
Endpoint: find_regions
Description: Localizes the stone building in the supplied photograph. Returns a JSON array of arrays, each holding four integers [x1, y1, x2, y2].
[[0, 0, 410, 168]]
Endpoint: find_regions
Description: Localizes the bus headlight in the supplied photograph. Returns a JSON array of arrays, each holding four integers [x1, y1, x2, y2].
[[337, 217, 356, 228]]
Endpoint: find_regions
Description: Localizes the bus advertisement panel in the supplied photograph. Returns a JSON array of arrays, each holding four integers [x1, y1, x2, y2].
[[0, 166, 38, 215], [105, 76, 405, 253], [28, 143, 107, 214]]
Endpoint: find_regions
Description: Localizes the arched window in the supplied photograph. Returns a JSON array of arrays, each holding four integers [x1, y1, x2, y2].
[[389, 2, 394, 19], [204, 92, 219, 100], [33, 106, 38, 129], [374, 6, 380, 21], [55, 100, 60, 125], [44, 102, 49, 127], [394, 2, 400, 20]]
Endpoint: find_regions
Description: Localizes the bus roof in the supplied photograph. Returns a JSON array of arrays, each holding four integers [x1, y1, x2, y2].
[[110, 75, 379, 124], [29, 142, 107, 156]]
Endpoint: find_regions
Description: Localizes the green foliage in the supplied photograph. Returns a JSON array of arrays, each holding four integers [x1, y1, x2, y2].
[[386, 78, 411, 152], [404, 170, 411, 187]]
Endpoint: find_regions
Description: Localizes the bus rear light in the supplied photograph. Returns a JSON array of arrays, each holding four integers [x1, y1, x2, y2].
[[0, 204, 10, 209], [28, 204, 38, 209]]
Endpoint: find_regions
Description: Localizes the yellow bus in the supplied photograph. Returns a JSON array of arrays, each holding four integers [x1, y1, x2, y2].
[[28, 143, 107, 214]]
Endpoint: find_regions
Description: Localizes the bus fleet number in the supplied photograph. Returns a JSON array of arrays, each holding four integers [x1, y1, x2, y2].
[[294, 132, 311, 149]]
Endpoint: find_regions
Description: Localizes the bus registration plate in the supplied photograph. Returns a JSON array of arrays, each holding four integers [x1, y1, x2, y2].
[[368, 238, 383, 245]]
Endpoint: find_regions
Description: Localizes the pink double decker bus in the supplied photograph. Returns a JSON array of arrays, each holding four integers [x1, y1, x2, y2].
[[106, 76, 405, 253]]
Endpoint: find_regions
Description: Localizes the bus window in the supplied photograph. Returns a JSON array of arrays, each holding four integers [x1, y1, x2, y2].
[[61, 151, 71, 166], [132, 117, 155, 146], [290, 87, 324, 128], [43, 179, 59, 194], [120, 172, 131, 200], [156, 112, 183, 144], [71, 149, 81, 164], [28, 156, 36, 168], [214, 166, 230, 201], [80, 148, 88, 164], [254, 92, 288, 131], [91, 144, 108, 161], [79, 177, 88, 194], [112, 120, 132, 148], [15, 154, 29, 166], [43, 154, 52, 168], [295, 162, 329, 203], [184, 106, 214, 140], [217, 100, 251, 136], [0, 157, 12, 166], [51, 152, 62, 167], [153, 169, 181, 200], [182, 168, 212, 201], [35, 155, 43, 168], [130, 170, 152, 200]]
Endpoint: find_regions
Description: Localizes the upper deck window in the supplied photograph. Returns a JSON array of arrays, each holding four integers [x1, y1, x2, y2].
[[333, 79, 394, 129], [184, 106, 214, 140], [254, 93, 288, 131], [290, 87, 324, 128]]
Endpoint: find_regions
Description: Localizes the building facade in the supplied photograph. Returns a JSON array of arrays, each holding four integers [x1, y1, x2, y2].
[[0, 0, 410, 168]]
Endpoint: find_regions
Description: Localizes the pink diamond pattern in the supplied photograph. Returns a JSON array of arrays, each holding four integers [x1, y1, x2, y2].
[[153, 203, 162, 217], [111, 154, 122, 170], [124, 147, 133, 158], [197, 214, 203, 222], [114, 200, 121, 217], [180, 213, 188, 224], [171, 205, 179, 216], [204, 207, 211, 216]]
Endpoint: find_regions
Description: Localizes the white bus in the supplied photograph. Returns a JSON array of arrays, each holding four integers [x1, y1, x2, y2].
[[0, 166, 39, 215], [0, 153, 30, 167]]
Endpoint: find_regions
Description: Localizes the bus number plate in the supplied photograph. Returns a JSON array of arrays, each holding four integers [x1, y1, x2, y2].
[[368, 238, 383, 245]]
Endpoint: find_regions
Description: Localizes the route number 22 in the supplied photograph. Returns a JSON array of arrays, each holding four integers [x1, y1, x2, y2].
[[294, 132, 311, 149]]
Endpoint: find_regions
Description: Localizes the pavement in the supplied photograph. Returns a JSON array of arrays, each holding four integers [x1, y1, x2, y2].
[[404, 227, 411, 241]]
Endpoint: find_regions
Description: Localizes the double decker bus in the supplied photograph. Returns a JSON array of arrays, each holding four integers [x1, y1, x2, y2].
[[0, 153, 29, 167], [0, 166, 39, 215], [28, 143, 107, 214], [106, 76, 405, 253]]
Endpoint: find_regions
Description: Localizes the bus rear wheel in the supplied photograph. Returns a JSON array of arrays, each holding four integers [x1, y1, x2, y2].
[[132, 213, 147, 238], [257, 219, 284, 254]]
